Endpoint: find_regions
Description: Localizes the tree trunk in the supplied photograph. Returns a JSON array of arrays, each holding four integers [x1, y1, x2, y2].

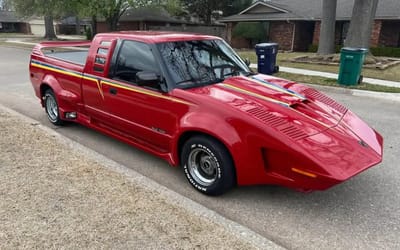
[[317, 0, 337, 55], [75, 16, 81, 35], [344, 0, 379, 49], [107, 13, 119, 31], [91, 15, 97, 36], [44, 15, 57, 40]]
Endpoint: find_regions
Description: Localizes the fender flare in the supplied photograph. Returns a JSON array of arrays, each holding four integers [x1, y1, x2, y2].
[[41, 74, 80, 112], [171, 112, 248, 184]]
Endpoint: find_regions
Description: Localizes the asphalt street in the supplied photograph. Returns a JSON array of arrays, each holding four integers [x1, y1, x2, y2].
[[1, 46, 399, 249]]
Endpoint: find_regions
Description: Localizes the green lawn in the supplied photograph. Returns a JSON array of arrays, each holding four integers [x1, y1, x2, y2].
[[237, 50, 400, 82], [237, 50, 400, 93]]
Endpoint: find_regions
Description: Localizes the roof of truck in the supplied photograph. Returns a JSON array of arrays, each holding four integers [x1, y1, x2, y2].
[[97, 31, 221, 43]]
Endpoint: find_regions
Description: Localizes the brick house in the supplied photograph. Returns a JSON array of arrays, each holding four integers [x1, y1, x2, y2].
[[96, 7, 226, 38], [220, 0, 400, 51], [0, 10, 30, 33]]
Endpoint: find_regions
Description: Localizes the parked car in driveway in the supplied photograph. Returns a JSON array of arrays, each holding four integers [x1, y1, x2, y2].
[[29, 31, 383, 195]]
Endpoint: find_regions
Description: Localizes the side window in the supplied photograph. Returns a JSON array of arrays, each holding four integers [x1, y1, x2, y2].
[[114, 40, 159, 84]]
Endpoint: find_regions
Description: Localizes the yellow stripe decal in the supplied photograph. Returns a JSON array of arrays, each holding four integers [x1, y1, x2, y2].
[[221, 83, 290, 107], [31, 62, 82, 78], [31, 61, 192, 105], [249, 76, 306, 100]]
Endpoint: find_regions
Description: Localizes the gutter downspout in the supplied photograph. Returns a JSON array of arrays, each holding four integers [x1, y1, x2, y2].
[[290, 21, 296, 51]]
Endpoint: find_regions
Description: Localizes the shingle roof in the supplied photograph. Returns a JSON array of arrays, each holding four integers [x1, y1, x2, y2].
[[0, 11, 24, 23], [220, 0, 400, 22]]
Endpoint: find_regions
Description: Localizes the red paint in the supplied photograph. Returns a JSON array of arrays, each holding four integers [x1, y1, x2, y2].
[[29, 31, 383, 192]]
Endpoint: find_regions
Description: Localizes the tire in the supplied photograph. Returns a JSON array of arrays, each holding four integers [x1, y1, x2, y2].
[[181, 135, 236, 196], [44, 89, 64, 126]]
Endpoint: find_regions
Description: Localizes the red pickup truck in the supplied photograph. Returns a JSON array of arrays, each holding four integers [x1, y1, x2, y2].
[[30, 31, 383, 195]]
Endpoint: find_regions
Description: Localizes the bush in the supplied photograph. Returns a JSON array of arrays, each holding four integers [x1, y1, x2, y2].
[[369, 47, 400, 58], [232, 22, 266, 46]]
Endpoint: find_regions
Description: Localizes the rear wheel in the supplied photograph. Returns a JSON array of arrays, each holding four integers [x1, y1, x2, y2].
[[44, 89, 64, 126], [181, 135, 235, 196]]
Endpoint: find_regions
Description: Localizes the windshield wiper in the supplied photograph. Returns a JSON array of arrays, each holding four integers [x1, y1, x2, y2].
[[223, 69, 254, 78], [197, 78, 225, 87]]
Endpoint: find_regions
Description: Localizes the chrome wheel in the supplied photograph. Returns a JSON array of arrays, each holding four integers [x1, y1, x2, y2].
[[182, 136, 235, 196], [188, 148, 218, 187], [45, 93, 58, 122], [44, 89, 63, 125]]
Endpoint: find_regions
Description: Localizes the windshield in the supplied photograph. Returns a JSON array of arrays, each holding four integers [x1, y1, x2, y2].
[[156, 39, 252, 89]]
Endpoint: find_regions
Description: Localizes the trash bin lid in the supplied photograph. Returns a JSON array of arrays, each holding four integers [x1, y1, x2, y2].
[[341, 47, 368, 52], [255, 43, 278, 48]]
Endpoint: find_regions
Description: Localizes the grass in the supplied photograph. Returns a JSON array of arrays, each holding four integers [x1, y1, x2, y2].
[[237, 50, 400, 82], [275, 72, 400, 93], [238, 50, 400, 92]]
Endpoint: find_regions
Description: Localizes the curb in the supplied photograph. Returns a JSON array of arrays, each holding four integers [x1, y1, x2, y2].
[[306, 84, 400, 103], [0, 104, 284, 250]]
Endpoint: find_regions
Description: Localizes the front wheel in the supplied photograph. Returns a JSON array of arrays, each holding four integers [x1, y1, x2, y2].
[[181, 136, 236, 196], [44, 89, 64, 126]]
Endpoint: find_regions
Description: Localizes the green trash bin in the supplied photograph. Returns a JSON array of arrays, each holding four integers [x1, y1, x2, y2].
[[337, 47, 368, 85]]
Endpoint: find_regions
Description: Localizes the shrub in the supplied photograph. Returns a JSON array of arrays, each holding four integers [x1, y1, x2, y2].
[[232, 22, 267, 46]]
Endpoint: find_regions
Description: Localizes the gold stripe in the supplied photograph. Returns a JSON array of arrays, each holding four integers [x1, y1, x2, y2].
[[31, 63, 81, 78], [31, 62, 192, 105], [222, 82, 331, 128], [101, 80, 192, 105], [222, 83, 290, 107], [247, 77, 305, 100]]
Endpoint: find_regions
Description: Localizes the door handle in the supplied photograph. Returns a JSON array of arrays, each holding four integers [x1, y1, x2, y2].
[[109, 88, 117, 95]]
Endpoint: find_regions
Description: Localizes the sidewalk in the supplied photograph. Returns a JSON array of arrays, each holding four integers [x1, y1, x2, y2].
[[250, 63, 400, 88], [0, 105, 282, 249]]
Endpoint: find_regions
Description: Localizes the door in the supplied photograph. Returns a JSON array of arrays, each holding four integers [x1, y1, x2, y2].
[[101, 40, 182, 152]]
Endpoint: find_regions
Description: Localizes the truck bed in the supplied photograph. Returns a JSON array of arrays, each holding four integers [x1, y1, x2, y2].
[[45, 50, 88, 66]]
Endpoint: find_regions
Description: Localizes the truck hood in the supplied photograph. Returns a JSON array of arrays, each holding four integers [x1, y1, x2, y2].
[[185, 74, 348, 140]]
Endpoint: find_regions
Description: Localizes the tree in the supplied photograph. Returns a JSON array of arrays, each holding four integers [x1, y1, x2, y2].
[[232, 22, 266, 47], [225, 0, 253, 16], [9, 0, 63, 39], [161, 0, 185, 17], [182, 0, 252, 24], [317, 0, 337, 55], [182, 0, 231, 24], [344, 0, 379, 49], [72, 0, 150, 34], [1, 0, 12, 10]]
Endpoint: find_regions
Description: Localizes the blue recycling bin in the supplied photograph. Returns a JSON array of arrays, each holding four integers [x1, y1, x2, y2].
[[255, 43, 279, 75]]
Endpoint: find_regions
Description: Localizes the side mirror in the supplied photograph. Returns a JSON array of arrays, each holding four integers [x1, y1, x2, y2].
[[136, 71, 159, 83], [136, 71, 167, 92]]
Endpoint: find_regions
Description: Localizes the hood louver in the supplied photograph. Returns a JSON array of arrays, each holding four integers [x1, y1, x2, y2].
[[247, 107, 308, 140], [303, 88, 348, 114]]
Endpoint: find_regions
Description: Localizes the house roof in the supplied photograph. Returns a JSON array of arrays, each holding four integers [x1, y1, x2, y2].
[[0, 11, 25, 23], [220, 0, 400, 22], [120, 7, 186, 24]]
